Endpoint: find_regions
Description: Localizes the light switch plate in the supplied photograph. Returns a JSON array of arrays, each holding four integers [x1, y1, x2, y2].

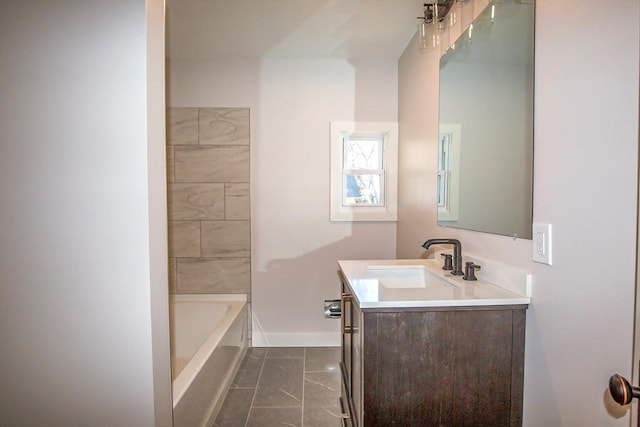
[[532, 223, 552, 265]]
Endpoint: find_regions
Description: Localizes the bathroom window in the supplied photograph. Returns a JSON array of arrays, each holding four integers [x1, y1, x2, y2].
[[330, 121, 398, 222], [343, 134, 384, 206]]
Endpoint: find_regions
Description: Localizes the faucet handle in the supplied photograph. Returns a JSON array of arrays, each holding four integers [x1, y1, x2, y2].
[[440, 253, 453, 271], [462, 262, 481, 281]]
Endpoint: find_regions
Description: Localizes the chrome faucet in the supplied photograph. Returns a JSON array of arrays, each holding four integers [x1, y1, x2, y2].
[[421, 238, 464, 276]]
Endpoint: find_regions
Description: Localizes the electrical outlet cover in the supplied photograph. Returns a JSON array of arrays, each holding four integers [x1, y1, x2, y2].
[[532, 223, 552, 265]]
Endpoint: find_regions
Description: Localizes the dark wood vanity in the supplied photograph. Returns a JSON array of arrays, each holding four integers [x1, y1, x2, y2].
[[339, 267, 528, 427]]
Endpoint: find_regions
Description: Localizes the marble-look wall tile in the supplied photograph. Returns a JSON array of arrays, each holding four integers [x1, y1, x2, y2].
[[166, 146, 175, 183], [168, 221, 201, 257], [167, 107, 198, 145], [169, 257, 177, 294], [199, 108, 249, 146], [225, 183, 250, 220], [168, 183, 225, 220], [201, 221, 250, 257], [177, 258, 251, 294], [167, 106, 251, 302], [175, 146, 250, 183]]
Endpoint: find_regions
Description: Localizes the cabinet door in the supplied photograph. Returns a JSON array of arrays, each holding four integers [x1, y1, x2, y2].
[[351, 302, 362, 426], [360, 308, 525, 426], [340, 283, 352, 392], [340, 279, 358, 425], [339, 381, 353, 427]]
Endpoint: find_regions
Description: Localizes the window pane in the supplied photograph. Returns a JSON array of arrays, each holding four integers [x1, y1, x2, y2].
[[437, 133, 450, 208], [344, 137, 381, 169], [343, 174, 383, 206]]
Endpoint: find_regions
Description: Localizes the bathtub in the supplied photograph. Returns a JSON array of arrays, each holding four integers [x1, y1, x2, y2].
[[169, 294, 248, 427]]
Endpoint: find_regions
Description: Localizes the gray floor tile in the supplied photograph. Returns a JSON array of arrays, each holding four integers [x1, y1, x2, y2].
[[302, 404, 343, 427], [231, 347, 267, 388], [304, 371, 341, 403], [246, 407, 303, 427], [253, 357, 304, 407], [266, 347, 305, 358], [213, 388, 254, 427], [216, 347, 342, 426], [304, 347, 340, 372], [303, 365, 342, 427]]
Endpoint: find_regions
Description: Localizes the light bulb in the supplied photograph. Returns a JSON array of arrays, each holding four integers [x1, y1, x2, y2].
[[419, 22, 440, 52]]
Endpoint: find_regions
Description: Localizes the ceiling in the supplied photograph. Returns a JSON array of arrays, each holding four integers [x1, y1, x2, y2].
[[165, 0, 422, 60]]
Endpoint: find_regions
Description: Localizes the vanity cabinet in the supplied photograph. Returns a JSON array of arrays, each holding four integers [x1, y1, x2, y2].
[[339, 272, 527, 427]]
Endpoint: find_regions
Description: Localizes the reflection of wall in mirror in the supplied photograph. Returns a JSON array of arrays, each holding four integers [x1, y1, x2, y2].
[[438, 3, 533, 239]]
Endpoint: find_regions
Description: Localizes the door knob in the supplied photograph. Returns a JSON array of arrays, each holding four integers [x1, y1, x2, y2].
[[609, 374, 640, 405]]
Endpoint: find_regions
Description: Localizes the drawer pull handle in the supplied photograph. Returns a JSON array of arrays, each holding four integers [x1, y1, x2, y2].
[[341, 293, 352, 334]]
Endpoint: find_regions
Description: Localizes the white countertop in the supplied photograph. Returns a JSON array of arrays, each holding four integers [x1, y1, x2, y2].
[[338, 258, 531, 309]]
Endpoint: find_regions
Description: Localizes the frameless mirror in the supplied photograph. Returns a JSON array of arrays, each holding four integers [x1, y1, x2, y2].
[[437, 1, 534, 239]]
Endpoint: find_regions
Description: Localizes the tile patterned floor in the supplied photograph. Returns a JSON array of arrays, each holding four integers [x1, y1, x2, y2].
[[214, 347, 342, 427]]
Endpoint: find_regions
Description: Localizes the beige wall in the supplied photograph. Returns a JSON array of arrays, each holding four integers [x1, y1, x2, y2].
[[147, 1, 173, 424], [397, 0, 639, 425], [168, 58, 399, 346], [0, 0, 172, 424]]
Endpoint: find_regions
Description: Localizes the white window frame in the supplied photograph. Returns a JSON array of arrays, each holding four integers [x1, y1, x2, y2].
[[330, 121, 398, 222], [437, 123, 461, 221]]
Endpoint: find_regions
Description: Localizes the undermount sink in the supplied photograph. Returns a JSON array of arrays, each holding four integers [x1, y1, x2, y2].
[[367, 265, 455, 289]]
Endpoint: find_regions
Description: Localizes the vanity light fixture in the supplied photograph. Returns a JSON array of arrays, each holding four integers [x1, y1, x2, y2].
[[419, 22, 440, 51], [418, 1, 457, 30], [418, 0, 468, 51]]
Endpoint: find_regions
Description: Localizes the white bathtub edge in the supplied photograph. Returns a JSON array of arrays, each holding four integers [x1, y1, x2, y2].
[[171, 295, 247, 407], [204, 344, 247, 427]]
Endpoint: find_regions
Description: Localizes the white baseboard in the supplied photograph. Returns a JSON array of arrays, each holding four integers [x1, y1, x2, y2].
[[251, 331, 340, 347]]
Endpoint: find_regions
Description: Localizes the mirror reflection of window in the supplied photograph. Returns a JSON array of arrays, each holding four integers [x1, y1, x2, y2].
[[437, 124, 461, 221], [437, 133, 450, 209]]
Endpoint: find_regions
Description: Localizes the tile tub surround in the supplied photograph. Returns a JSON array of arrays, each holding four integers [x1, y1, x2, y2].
[[166, 107, 251, 296], [214, 347, 342, 427]]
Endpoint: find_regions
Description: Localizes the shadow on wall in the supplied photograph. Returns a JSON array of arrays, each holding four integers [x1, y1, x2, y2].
[[251, 222, 411, 346]]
